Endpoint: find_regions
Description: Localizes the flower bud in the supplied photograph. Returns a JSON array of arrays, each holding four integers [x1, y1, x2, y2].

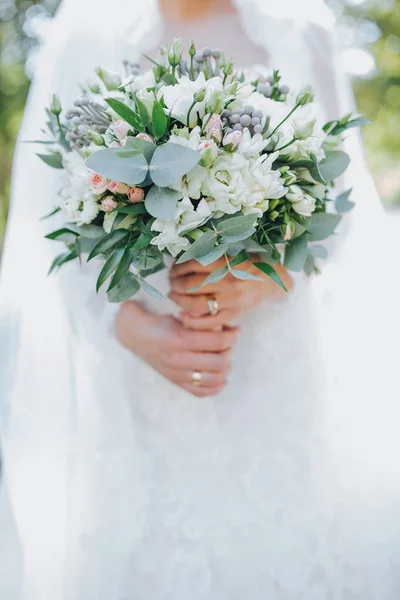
[[296, 85, 314, 106], [108, 181, 130, 194], [87, 130, 104, 146], [283, 221, 295, 241], [197, 139, 219, 167], [87, 79, 101, 94], [136, 133, 155, 143], [50, 94, 62, 116], [102, 196, 118, 212], [206, 90, 224, 114], [193, 88, 207, 103], [223, 60, 233, 77], [128, 187, 145, 203], [223, 129, 242, 150], [168, 38, 183, 67], [114, 119, 132, 142], [95, 67, 121, 91], [189, 41, 196, 57]]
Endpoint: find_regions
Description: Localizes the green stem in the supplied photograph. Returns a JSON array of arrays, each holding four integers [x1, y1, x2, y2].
[[267, 103, 301, 139], [190, 55, 195, 80], [186, 98, 198, 127], [275, 137, 298, 153]]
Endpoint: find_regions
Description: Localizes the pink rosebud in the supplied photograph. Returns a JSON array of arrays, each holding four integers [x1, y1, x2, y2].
[[128, 187, 145, 203], [90, 173, 109, 194], [197, 139, 219, 161], [108, 181, 130, 194], [283, 223, 293, 241], [114, 119, 132, 142], [102, 196, 118, 212], [223, 130, 242, 149], [136, 133, 154, 143], [205, 114, 222, 143]]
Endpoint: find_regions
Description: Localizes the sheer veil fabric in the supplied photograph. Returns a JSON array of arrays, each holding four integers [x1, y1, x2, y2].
[[0, 0, 400, 598]]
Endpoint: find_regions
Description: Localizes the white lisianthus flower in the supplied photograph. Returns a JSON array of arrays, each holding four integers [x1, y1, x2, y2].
[[238, 129, 268, 158], [162, 73, 208, 127], [126, 70, 156, 93], [176, 196, 212, 234], [78, 197, 100, 225], [150, 222, 190, 256], [241, 152, 287, 216], [202, 152, 248, 214], [136, 88, 155, 115], [169, 126, 201, 150], [62, 152, 91, 198], [169, 165, 206, 200], [61, 197, 81, 223], [286, 184, 317, 217]]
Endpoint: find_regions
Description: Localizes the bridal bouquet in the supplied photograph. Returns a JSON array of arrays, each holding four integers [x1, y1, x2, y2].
[[38, 40, 366, 301]]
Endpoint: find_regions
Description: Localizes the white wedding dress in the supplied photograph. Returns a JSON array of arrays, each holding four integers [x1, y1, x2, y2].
[[1, 1, 400, 598]]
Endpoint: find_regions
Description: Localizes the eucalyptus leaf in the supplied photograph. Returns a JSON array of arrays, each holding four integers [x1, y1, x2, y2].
[[190, 267, 229, 291], [45, 228, 79, 243], [107, 247, 133, 291], [318, 150, 351, 182], [176, 231, 217, 264], [220, 226, 256, 244], [284, 233, 309, 271], [139, 260, 166, 278], [149, 143, 200, 187], [152, 101, 168, 139], [87, 229, 130, 261], [137, 276, 166, 300], [104, 98, 141, 130], [304, 253, 316, 276], [336, 188, 355, 213], [86, 148, 148, 186], [48, 249, 78, 274], [309, 158, 327, 184], [217, 214, 257, 237], [96, 249, 124, 292], [309, 244, 328, 259], [37, 152, 64, 169], [65, 224, 105, 239], [230, 269, 264, 281], [229, 250, 249, 267], [107, 272, 140, 303], [124, 137, 156, 162], [307, 213, 341, 242], [144, 185, 180, 220], [253, 262, 288, 291], [197, 244, 229, 266]]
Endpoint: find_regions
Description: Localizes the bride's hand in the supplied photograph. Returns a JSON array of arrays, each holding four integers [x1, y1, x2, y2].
[[115, 301, 238, 397], [168, 256, 293, 330]]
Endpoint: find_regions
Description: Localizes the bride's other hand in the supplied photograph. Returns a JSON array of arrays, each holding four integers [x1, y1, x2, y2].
[[168, 256, 293, 330], [115, 301, 238, 397]]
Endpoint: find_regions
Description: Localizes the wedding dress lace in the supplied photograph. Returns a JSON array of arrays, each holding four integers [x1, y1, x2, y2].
[[1, 1, 400, 598]]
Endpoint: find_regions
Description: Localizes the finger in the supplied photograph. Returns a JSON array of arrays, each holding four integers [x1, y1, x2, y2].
[[177, 309, 239, 330], [183, 382, 227, 398], [165, 348, 233, 373], [170, 273, 232, 295], [179, 326, 239, 352], [169, 369, 228, 387], [169, 291, 230, 316], [170, 257, 227, 279]]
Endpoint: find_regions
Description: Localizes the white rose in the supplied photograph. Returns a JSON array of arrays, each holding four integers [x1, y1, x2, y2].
[[201, 152, 248, 215], [286, 185, 316, 217], [241, 152, 287, 216], [238, 128, 268, 158]]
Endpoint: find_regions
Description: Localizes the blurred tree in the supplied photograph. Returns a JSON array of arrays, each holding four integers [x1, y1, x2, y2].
[[0, 0, 399, 249]]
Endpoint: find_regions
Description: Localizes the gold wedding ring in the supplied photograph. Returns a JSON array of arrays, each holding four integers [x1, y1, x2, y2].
[[207, 298, 219, 316], [192, 371, 202, 387]]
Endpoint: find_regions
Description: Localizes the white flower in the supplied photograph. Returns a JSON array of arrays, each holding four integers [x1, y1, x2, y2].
[[240, 152, 287, 216], [136, 88, 155, 115], [61, 197, 81, 223], [169, 165, 206, 200], [286, 185, 317, 217], [62, 151, 91, 198], [169, 126, 201, 150], [125, 70, 156, 93], [150, 197, 211, 257], [79, 198, 100, 225], [202, 152, 248, 214], [238, 128, 268, 158]]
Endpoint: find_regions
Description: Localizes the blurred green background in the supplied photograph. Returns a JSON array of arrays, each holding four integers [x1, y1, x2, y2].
[[0, 0, 399, 250]]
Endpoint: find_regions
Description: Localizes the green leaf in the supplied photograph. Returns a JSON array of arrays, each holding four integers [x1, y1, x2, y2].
[[220, 227, 256, 244], [253, 262, 288, 291], [45, 228, 79, 243], [144, 185, 180, 220], [107, 247, 133, 291], [65, 224, 105, 239], [37, 152, 63, 169], [196, 244, 229, 266], [229, 269, 264, 281], [96, 249, 124, 292], [149, 143, 200, 187], [309, 244, 328, 259], [133, 233, 153, 251], [111, 212, 127, 230], [189, 267, 229, 291], [107, 272, 140, 303], [104, 98, 141, 130], [137, 276, 166, 300], [134, 95, 150, 127], [86, 148, 148, 186], [336, 188, 355, 213], [217, 214, 257, 237], [87, 229, 130, 261], [176, 231, 217, 264], [303, 252, 316, 276], [309, 157, 327, 184], [115, 203, 147, 215], [139, 260, 166, 278], [284, 233, 309, 271], [307, 213, 341, 242], [124, 137, 156, 162], [152, 101, 168, 139], [318, 150, 351, 182], [229, 250, 248, 267], [48, 249, 78, 274], [41, 206, 61, 220]]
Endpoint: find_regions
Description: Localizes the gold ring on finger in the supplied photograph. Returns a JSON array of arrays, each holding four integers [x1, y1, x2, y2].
[[207, 298, 219, 316], [191, 371, 202, 387]]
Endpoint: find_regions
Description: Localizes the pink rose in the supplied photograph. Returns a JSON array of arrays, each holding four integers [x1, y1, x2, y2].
[[128, 187, 145, 203], [90, 173, 109, 194], [205, 114, 222, 143], [136, 133, 154, 143], [114, 119, 132, 142], [197, 139, 219, 164], [108, 181, 130, 194], [223, 130, 242, 149], [102, 196, 118, 212]]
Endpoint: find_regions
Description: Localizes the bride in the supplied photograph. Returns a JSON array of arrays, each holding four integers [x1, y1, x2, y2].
[[1, 0, 400, 597]]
